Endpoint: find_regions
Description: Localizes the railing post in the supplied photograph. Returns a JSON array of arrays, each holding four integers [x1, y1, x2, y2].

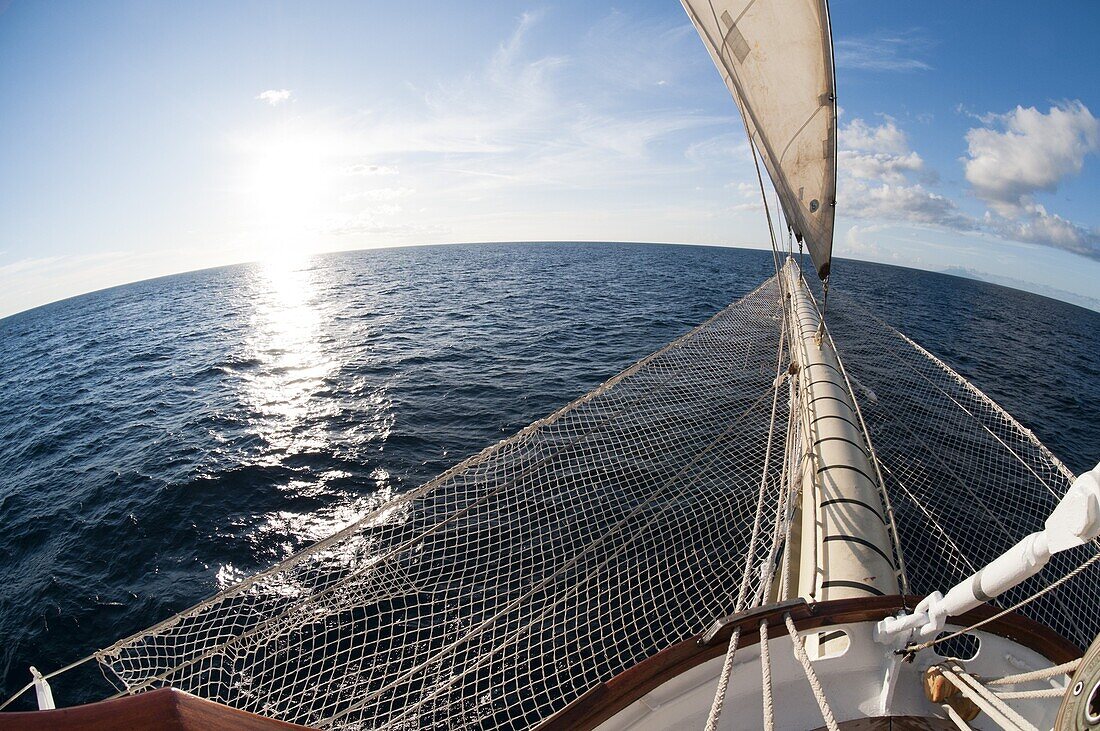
[[30, 666, 55, 710]]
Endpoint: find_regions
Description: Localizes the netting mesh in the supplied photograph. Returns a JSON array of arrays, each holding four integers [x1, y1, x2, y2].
[[86, 276, 1100, 729], [828, 292, 1100, 649], [96, 278, 791, 729]]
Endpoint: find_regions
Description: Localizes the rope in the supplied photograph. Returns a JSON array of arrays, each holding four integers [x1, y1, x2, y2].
[[942, 664, 1038, 731], [908, 550, 1100, 654], [760, 619, 775, 731], [704, 627, 742, 731], [731, 319, 789, 613], [784, 613, 839, 731], [705, 313, 789, 731], [993, 688, 1068, 700], [986, 658, 1080, 686], [779, 378, 800, 599], [941, 702, 975, 730], [0, 654, 97, 711]]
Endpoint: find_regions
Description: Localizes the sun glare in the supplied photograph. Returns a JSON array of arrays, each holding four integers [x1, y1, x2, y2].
[[240, 127, 332, 262]]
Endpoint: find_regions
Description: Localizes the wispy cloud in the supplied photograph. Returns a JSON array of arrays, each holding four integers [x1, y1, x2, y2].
[[835, 30, 933, 72], [285, 8, 731, 233], [345, 164, 398, 176], [256, 89, 292, 105], [339, 187, 415, 203]]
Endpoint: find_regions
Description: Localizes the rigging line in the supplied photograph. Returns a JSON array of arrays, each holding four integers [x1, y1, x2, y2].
[[865, 320, 1084, 614], [731, 310, 789, 614], [704, 627, 742, 731], [986, 658, 1080, 686], [878, 462, 979, 576], [757, 395, 799, 606], [893, 334, 1074, 484], [906, 550, 1100, 656], [812, 303, 910, 596], [0, 647, 99, 710], [888, 327, 1066, 498], [993, 688, 1068, 700], [753, 347, 798, 607], [760, 619, 775, 731], [941, 701, 976, 731], [785, 612, 839, 731], [780, 378, 800, 599], [941, 664, 1038, 731], [874, 400, 1088, 633], [753, 468, 793, 607]]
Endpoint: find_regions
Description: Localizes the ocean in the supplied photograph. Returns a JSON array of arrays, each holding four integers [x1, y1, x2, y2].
[[1, 242, 1097, 708]]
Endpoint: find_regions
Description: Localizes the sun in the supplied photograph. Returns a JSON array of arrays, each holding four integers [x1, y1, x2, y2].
[[239, 126, 332, 262]]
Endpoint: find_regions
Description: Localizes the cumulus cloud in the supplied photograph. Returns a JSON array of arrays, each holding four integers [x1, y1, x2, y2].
[[256, 89, 293, 105], [964, 101, 1099, 214], [964, 101, 1100, 256], [984, 204, 1100, 258], [837, 116, 974, 232], [838, 116, 910, 154], [842, 150, 923, 184], [843, 179, 977, 231]]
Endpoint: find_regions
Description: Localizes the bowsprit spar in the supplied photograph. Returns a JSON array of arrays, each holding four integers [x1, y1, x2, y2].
[[4, 1, 1100, 730]]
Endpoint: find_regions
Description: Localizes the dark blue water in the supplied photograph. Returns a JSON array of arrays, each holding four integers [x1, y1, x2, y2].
[[1, 242, 1097, 707]]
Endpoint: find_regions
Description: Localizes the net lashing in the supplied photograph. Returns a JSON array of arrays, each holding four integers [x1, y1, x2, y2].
[[85, 276, 1100, 728], [95, 278, 793, 729]]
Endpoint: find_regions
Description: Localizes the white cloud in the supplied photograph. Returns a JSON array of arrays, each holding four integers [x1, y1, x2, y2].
[[985, 204, 1100, 258], [339, 187, 415, 203], [685, 132, 752, 164], [579, 10, 698, 92], [843, 179, 976, 231], [841, 150, 923, 184], [345, 164, 399, 176], [834, 30, 932, 73], [964, 101, 1099, 214], [256, 89, 293, 105], [837, 116, 974, 232], [964, 101, 1100, 257], [324, 209, 442, 237], [838, 116, 909, 155]]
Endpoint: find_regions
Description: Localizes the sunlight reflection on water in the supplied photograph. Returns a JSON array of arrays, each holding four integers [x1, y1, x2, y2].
[[244, 257, 335, 457], [227, 257, 403, 576]]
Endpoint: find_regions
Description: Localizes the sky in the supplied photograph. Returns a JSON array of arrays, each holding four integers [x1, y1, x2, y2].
[[1, 0, 1099, 317]]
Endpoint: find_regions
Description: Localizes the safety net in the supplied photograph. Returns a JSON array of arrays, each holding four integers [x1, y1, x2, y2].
[[95, 277, 792, 729], [68, 274, 1099, 729]]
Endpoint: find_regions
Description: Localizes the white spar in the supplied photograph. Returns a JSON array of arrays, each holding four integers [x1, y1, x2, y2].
[[875, 462, 1100, 644]]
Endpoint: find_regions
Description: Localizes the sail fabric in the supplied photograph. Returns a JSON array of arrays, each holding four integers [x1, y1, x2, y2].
[[682, 0, 838, 279]]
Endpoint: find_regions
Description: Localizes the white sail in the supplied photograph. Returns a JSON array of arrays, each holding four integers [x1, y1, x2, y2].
[[682, 0, 838, 279]]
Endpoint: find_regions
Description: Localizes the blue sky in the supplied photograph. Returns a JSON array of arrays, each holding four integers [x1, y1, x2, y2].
[[2, 0, 1099, 316]]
